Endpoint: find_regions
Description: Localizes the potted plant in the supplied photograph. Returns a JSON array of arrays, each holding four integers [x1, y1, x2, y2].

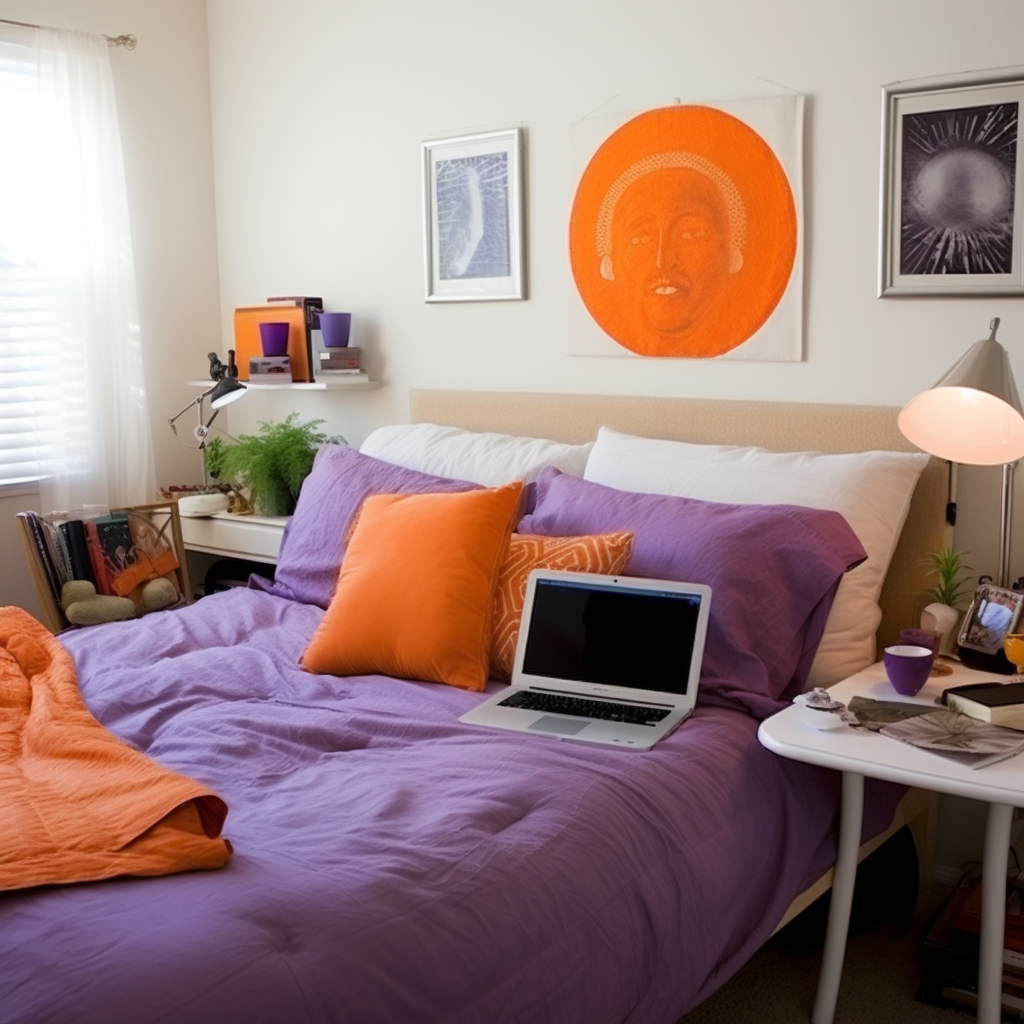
[[204, 414, 343, 517], [920, 545, 974, 655]]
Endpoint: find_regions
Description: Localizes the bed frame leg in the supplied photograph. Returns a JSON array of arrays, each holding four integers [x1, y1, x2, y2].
[[811, 771, 864, 1024]]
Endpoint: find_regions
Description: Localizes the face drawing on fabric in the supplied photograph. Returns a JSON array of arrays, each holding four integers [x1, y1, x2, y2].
[[602, 159, 745, 336], [569, 104, 796, 359]]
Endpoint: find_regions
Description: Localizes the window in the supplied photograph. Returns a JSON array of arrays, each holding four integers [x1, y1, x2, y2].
[[0, 28, 154, 508]]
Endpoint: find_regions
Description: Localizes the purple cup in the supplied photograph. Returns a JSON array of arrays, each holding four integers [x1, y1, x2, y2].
[[883, 644, 936, 696], [258, 321, 290, 356], [319, 311, 351, 348], [899, 627, 940, 653]]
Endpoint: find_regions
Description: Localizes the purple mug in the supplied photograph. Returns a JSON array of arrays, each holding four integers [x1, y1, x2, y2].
[[258, 321, 290, 357], [319, 312, 351, 348], [883, 644, 936, 697]]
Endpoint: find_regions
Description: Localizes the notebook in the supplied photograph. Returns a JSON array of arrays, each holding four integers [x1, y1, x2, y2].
[[460, 569, 711, 750]]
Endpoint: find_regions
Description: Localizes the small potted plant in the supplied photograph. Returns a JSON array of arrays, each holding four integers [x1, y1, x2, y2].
[[920, 545, 974, 655], [204, 413, 343, 517]]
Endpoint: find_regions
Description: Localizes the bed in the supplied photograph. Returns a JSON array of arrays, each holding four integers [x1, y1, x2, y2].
[[0, 390, 947, 1024]]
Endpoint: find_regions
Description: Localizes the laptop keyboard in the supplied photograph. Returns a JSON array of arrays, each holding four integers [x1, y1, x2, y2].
[[498, 689, 671, 727]]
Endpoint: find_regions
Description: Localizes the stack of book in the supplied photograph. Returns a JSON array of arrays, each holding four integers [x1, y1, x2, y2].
[[19, 508, 182, 609], [944, 681, 1024, 730], [920, 869, 1024, 1017], [318, 346, 369, 383]]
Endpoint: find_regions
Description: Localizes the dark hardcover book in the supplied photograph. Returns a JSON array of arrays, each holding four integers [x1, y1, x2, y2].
[[20, 511, 63, 605], [58, 519, 96, 585], [266, 296, 323, 382], [943, 681, 1024, 730], [93, 513, 135, 595]]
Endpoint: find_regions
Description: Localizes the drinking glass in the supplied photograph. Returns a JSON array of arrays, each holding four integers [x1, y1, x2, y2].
[[1002, 633, 1024, 683]]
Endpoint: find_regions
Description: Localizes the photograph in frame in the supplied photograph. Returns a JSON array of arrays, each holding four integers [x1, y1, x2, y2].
[[422, 128, 525, 302], [879, 70, 1024, 297], [957, 583, 1024, 655]]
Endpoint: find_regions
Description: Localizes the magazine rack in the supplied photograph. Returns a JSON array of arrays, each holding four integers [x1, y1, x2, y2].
[[15, 501, 193, 634]]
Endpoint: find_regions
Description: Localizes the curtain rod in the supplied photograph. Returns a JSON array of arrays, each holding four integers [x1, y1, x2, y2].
[[0, 17, 136, 49]]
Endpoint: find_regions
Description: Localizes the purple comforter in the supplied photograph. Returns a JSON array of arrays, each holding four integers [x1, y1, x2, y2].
[[0, 589, 900, 1024]]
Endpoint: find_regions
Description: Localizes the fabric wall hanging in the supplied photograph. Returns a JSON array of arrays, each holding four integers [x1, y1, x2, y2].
[[568, 95, 803, 361]]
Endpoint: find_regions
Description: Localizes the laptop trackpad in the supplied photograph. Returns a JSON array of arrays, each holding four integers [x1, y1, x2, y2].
[[529, 716, 589, 736]]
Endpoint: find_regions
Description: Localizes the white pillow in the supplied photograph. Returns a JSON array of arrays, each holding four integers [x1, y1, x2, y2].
[[359, 423, 593, 486], [584, 427, 929, 687]]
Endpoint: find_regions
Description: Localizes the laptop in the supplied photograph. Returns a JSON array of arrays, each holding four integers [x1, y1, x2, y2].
[[460, 569, 712, 750]]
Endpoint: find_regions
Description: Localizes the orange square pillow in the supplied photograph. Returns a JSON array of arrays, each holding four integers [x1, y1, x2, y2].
[[489, 532, 635, 682], [301, 481, 523, 691]]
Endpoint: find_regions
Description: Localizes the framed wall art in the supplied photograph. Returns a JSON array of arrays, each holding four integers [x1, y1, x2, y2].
[[567, 95, 803, 361], [422, 127, 525, 302], [879, 69, 1024, 297]]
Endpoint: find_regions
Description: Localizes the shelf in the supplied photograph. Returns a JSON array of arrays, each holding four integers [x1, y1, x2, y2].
[[188, 377, 378, 391]]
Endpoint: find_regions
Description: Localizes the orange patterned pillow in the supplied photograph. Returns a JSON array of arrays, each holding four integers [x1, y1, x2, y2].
[[489, 532, 635, 682], [302, 482, 524, 691]]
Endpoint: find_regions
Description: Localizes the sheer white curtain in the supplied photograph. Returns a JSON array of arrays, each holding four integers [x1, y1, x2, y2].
[[0, 25, 155, 511]]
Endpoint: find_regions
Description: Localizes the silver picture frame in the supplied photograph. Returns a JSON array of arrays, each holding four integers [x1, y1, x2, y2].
[[422, 128, 525, 302], [879, 69, 1024, 297], [958, 582, 1024, 655]]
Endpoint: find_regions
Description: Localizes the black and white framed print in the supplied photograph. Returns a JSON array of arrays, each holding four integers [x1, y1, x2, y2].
[[879, 70, 1024, 297], [422, 128, 525, 302]]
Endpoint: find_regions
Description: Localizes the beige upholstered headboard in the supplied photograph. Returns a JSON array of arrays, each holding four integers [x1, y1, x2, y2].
[[410, 389, 952, 658]]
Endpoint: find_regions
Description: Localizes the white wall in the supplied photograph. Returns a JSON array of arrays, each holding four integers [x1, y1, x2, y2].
[[0, 0, 219, 611], [204, 0, 1024, 590]]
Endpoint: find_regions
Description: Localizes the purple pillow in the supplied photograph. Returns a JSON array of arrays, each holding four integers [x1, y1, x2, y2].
[[518, 468, 867, 718], [263, 445, 480, 608]]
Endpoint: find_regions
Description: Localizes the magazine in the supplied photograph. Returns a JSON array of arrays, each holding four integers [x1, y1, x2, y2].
[[847, 695, 936, 731], [879, 708, 1024, 769]]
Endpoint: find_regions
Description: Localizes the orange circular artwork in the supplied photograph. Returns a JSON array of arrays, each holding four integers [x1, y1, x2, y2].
[[569, 105, 797, 358]]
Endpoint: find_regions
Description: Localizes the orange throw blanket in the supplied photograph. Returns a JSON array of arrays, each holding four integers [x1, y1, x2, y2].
[[0, 607, 231, 891]]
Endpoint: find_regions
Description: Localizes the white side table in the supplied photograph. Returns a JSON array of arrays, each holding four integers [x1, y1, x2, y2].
[[758, 659, 1024, 1024], [179, 511, 288, 565]]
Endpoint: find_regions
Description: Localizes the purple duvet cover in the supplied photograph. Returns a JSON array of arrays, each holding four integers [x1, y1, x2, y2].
[[0, 588, 901, 1024]]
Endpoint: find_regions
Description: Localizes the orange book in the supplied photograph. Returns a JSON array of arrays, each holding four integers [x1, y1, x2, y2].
[[233, 304, 314, 382]]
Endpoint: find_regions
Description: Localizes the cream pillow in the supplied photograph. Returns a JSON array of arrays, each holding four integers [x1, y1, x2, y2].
[[359, 423, 593, 486], [584, 427, 929, 687]]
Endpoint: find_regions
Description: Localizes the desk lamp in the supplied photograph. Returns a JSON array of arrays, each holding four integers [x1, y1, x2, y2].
[[898, 318, 1024, 668], [168, 351, 247, 448]]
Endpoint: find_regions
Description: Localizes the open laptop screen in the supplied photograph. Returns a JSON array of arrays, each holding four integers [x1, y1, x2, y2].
[[521, 576, 704, 695]]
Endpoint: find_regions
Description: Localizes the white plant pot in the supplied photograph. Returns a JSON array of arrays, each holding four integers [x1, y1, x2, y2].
[[920, 602, 962, 656]]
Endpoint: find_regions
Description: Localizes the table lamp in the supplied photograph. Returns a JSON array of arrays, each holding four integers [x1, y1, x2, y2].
[[898, 318, 1024, 669], [168, 352, 248, 448]]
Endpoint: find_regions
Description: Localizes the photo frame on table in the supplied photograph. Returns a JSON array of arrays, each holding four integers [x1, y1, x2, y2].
[[422, 127, 525, 302], [879, 70, 1024, 297], [957, 583, 1024, 655]]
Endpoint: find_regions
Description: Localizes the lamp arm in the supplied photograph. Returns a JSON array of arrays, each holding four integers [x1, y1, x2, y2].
[[999, 460, 1017, 589], [167, 394, 204, 435], [196, 406, 220, 448]]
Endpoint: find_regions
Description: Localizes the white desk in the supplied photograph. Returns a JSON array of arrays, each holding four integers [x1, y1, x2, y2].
[[179, 511, 288, 565], [758, 660, 1024, 1024]]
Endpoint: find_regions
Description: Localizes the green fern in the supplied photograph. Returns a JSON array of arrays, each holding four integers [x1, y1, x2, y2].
[[212, 414, 342, 516], [921, 545, 974, 609]]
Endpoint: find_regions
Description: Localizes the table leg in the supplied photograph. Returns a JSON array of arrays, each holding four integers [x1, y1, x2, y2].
[[977, 802, 1013, 1024], [811, 771, 864, 1024]]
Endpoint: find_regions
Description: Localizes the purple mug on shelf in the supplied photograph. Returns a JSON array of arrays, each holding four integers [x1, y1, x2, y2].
[[258, 321, 290, 356], [318, 311, 351, 348]]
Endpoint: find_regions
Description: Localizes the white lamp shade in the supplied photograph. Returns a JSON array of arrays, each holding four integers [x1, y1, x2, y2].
[[898, 327, 1024, 466], [209, 376, 247, 410]]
